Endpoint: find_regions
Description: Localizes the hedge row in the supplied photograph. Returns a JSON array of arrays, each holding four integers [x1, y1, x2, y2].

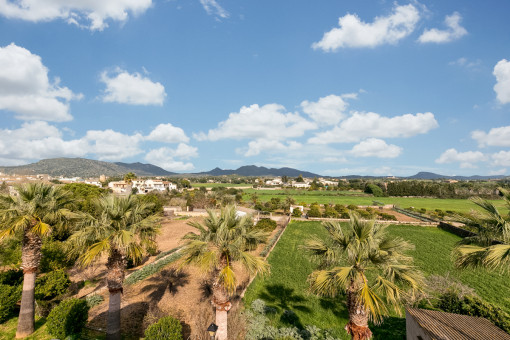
[[125, 250, 183, 285], [154, 247, 181, 261]]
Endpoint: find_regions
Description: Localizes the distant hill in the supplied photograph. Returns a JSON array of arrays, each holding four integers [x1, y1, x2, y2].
[[408, 171, 506, 181], [0, 158, 507, 180], [198, 165, 321, 178], [115, 162, 175, 176], [0, 158, 174, 177]]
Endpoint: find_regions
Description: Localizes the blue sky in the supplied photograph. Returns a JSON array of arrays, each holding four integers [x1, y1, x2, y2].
[[0, 0, 509, 176]]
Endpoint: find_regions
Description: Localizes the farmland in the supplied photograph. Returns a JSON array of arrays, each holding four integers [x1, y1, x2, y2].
[[242, 188, 508, 213], [244, 221, 510, 339]]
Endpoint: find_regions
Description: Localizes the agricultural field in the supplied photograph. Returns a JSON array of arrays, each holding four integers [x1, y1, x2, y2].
[[191, 182, 251, 188], [244, 221, 510, 339], [242, 188, 508, 214]]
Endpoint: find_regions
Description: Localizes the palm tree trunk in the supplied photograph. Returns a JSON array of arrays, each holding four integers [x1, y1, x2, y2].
[[345, 282, 372, 340], [106, 248, 126, 340], [107, 290, 122, 340], [16, 270, 36, 338], [212, 282, 231, 340], [16, 230, 42, 338]]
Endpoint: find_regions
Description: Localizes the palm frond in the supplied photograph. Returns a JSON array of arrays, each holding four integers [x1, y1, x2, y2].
[[80, 238, 111, 266], [308, 266, 354, 297], [358, 280, 387, 324], [218, 264, 237, 295]]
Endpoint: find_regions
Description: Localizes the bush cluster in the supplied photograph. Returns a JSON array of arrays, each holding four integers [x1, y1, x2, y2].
[[0, 284, 21, 322], [255, 218, 278, 231], [144, 315, 183, 340], [35, 269, 71, 301], [46, 298, 89, 339], [291, 208, 302, 218]]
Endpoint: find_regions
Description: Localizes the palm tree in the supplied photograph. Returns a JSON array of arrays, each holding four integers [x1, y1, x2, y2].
[[454, 188, 510, 271], [67, 195, 160, 340], [0, 183, 76, 338], [302, 214, 423, 340], [180, 205, 269, 340]]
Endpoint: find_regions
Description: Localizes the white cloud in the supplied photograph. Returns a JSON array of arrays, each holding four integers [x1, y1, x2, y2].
[[492, 151, 510, 167], [0, 0, 152, 31], [242, 140, 301, 157], [301, 94, 352, 126], [309, 111, 438, 144], [435, 148, 486, 168], [321, 156, 348, 163], [199, 0, 229, 19], [0, 43, 81, 122], [194, 103, 317, 141], [351, 138, 402, 158], [84, 129, 144, 160], [145, 145, 197, 171], [449, 57, 481, 69], [0, 121, 88, 163], [146, 123, 190, 143], [101, 69, 166, 106], [472, 126, 510, 147], [488, 168, 507, 176], [493, 59, 510, 104], [312, 3, 420, 51], [418, 12, 467, 43]]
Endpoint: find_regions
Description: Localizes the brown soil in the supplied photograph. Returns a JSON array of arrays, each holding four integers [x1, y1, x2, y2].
[[72, 216, 250, 339], [379, 208, 420, 222]]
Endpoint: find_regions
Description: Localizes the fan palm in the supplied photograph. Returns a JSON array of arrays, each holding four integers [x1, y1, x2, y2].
[[454, 188, 510, 271], [0, 183, 76, 338], [302, 214, 423, 340], [180, 205, 269, 340], [67, 195, 160, 340]]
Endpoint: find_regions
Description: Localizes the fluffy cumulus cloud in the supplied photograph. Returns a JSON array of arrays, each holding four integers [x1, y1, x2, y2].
[[493, 59, 510, 104], [492, 151, 510, 167], [199, 0, 229, 19], [0, 0, 152, 31], [0, 121, 88, 165], [195, 103, 317, 141], [301, 94, 352, 126], [309, 111, 438, 144], [312, 3, 420, 51], [435, 148, 486, 168], [145, 144, 198, 171], [83, 129, 144, 160], [146, 123, 190, 143], [351, 138, 402, 158], [472, 126, 510, 147], [242, 140, 301, 157], [0, 43, 81, 122], [100, 69, 166, 106], [418, 12, 467, 43]]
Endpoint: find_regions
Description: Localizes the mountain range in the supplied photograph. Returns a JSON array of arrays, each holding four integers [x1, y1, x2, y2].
[[0, 158, 507, 180]]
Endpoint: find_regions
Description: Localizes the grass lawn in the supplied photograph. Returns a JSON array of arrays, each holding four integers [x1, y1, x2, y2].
[[0, 317, 51, 340], [243, 189, 507, 213], [191, 183, 251, 188], [244, 221, 510, 339]]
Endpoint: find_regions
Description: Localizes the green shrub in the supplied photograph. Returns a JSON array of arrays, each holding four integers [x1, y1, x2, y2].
[[378, 212, 398, 221], [35, 269, 70, 301], [40, 241, 76, 273], [145, 316, 183, 340], [307, 205, 321, 218], [255, 218, 278, 231], [0, 284, 21, 322], [291, 208, 302, 217], [364, 183, 384, 197], [85, 294, 104, 308], [347, 204, 358, 210], [0, 269, 23, 286], [355, 209, 372, 219], [46, 298, 89, 339]]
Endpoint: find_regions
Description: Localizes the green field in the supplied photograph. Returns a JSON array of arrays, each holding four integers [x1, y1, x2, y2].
[[244, 221, 510, 339], [243, 188, 507, 213], [191, 183, 251, 188]]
